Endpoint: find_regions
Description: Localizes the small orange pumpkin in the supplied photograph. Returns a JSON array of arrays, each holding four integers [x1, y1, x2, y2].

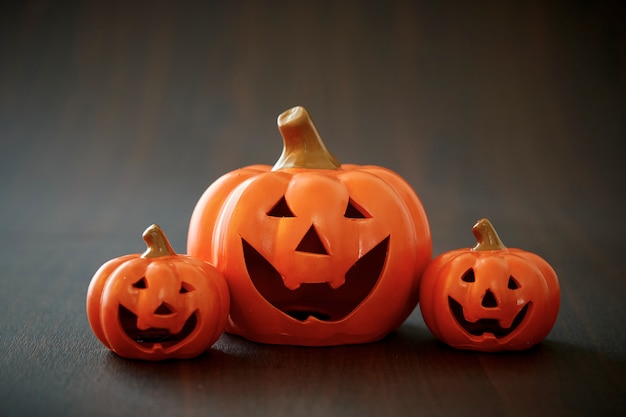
[[419, 218, 560, 351], [188, 106, 432, 346], [86, 224, 230, 360]]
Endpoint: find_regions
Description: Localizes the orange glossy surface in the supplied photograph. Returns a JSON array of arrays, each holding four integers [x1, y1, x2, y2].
[[419, 219, 560, 352], [187, 106, 432, 346], [86, 225, 230, 360]]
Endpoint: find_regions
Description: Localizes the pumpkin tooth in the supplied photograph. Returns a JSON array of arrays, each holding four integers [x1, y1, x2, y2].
[[136, 318, 151, 331], [498, 316, 516, 329], [283, 281, 302, 291], [328, 279, 345, 289], [168, 323, 185, 334]]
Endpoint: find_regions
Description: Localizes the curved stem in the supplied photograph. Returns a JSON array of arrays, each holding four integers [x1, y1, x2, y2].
[[272, 106, 341, 170], [471, 218, 507, 251], [141, 224, 177, 258]]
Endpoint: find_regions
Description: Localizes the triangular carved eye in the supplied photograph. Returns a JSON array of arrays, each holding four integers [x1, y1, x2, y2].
[[508, 276, 520, 290], [344, 199, 370, 219], [267, 196, 295, 217], [461, 269, 475, 283], [132, 277, 147, 289], [179, 282, 195, 294]]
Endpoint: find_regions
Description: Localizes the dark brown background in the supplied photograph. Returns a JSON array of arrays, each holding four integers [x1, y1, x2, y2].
[[1, 1, 624, 416]]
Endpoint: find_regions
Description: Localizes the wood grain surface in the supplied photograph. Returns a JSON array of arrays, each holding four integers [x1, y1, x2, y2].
[[1, 1, 624, 416]]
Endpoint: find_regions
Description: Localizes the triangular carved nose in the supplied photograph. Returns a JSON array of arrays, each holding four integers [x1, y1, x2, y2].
[[154, 302, 174, 315], [481, 289, 498, 308], [296, 225, 328, 255]]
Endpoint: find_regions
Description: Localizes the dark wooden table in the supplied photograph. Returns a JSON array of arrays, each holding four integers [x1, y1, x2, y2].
[[1, 1, 624, 416]]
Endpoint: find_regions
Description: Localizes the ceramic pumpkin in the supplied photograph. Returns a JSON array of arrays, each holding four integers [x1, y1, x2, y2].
[[187, 106, 432, 346], [419, 218, 560, 351], [86, 224, 230, 360]]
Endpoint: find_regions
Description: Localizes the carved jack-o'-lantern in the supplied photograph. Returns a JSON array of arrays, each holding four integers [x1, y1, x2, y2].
[[188, 106, 432, 346], [419, 219, 560, 351], [86, 224, 230, 360]]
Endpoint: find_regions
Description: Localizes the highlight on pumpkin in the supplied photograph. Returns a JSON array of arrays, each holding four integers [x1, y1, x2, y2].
[[272, 106, 341, 171]]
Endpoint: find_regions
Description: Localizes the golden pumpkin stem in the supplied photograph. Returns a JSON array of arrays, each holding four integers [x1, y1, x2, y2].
[[272, 106, 341, 170], [471, 218, 507, 251], [141, 224, 177, 258]]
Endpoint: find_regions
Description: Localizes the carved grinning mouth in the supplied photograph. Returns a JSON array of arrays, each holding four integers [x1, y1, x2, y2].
[[118, 305, 198, 348], [242, 236, 389, 322], [448, 297, 530, 338]]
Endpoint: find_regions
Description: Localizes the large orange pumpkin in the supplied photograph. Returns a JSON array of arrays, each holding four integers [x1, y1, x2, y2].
[[86, 224, 230, 360], [419, 218, 560, 351], [188, 106, 432, 346]]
